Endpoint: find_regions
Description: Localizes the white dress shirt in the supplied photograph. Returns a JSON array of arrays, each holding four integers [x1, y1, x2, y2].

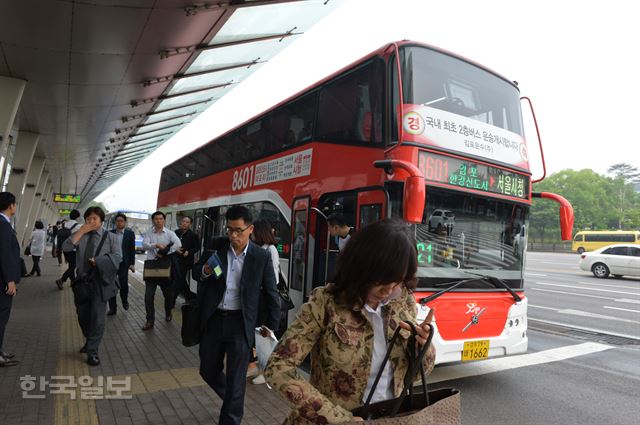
[[218, 243, 249, 311], [142, 227, 181, 260], [362, 302, 395, 404]]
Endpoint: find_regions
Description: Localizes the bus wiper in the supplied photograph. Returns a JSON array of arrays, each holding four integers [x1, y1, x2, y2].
[[419, 274, 522, 305], [419, 278, 477, 305], [463, 272, 522, 303]]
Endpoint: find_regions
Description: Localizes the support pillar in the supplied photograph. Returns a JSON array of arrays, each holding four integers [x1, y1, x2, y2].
[[0, 76, 26, 181], [24, 171, 48, 241], [6, 132, 39, 196], [16, 157, 45, 245], [35, 179, 51, 225]]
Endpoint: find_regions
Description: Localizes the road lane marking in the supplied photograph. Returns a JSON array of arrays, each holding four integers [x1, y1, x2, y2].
[[615, 298, 640, 304], [529, 289, 640, 305], [577, 281, 640, 290], [529, 304, 640, 324], [604, 306, 640, 314], [525, 273, 548, 276], [527, 260, 575, 264], [428, 342, 611, 384], [534, 282, 640, 296], [528, 288, 613, 300]]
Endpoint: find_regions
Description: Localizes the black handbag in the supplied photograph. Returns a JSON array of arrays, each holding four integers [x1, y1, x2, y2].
[[277, 270, 295, 310], [350, 322, 461, 424], [24, 244, 31, 256], [181, 300, 201, 347], [71, 233, 108, 305], [143, 256, 172, 280]]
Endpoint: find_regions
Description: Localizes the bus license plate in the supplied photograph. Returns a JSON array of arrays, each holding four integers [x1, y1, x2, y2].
[[462, 340, 490, 362]]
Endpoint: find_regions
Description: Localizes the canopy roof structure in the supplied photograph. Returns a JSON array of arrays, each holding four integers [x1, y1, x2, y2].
[[0, 0, 340, 208]]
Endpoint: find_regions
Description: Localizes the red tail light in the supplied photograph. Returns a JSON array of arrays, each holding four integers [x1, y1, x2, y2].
[[580, 254, 586, 259]]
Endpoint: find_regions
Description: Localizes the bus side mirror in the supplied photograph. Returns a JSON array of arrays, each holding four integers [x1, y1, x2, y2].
[[532, 192, 574, 240], [374, 160, 426, 224], [404, 175, 426, 224]]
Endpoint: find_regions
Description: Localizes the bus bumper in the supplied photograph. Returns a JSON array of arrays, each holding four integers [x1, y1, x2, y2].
[[419, 298, 529, 365]]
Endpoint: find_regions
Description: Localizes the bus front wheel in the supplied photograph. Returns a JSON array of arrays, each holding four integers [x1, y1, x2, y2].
[[577, 247, 585, 254], [592, 263, 610, 279]]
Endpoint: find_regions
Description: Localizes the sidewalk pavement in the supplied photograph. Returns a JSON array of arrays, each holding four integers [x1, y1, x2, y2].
[[0, 255, 290, 425]]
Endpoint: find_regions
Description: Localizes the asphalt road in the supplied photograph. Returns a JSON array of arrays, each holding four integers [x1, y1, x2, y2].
[[525, 251, 640, 337], [427, 251, 640, 425]]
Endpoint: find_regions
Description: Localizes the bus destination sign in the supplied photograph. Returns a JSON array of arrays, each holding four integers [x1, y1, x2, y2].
[[54, 193, 81, 203], [418, 151, 530, 199]]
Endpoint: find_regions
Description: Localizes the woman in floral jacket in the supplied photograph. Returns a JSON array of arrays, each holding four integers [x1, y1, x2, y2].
[[265, 219, 436, 424]]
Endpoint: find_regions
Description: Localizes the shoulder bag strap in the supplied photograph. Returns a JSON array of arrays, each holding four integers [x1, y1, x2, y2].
[[93, 232, 109, 257], [361, 321, 434, 414]]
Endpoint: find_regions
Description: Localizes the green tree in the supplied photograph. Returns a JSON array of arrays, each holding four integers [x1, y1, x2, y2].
[[531, 166, 640, 242], [607, 163, 640, 229]]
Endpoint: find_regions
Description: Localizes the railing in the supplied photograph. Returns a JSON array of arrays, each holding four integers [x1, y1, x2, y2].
[[527, 242, 573, 253]]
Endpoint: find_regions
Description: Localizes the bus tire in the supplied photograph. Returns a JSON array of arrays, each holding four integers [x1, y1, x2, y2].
[[577, 247, 585, 254], [592, 263, 609, 279]]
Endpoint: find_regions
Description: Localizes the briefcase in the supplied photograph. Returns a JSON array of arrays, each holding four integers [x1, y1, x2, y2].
[[143, 257, 172, 280], [349, 322, 461, 424], [181, 301, 201, 347]]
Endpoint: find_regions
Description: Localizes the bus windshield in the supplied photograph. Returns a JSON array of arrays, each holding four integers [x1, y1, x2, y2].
[[414, 188, 528, 290], [400, 45, 524, 136]]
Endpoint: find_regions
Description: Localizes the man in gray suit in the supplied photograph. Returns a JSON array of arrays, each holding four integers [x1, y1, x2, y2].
[[193, 205, 280, 425], [0, 192, 20, 367], [63, 206, 121, 366]]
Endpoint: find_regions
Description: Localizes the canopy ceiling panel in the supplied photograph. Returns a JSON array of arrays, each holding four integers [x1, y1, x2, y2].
[[0, 0, 341, 208]]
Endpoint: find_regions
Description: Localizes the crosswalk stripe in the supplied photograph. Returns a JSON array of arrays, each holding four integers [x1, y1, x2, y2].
[[428, 342, 611, 384]]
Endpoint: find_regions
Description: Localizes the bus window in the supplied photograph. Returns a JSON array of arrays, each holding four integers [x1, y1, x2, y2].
[[359, 204, 382, 228], [317, 59, 384, 144], [574, 234, 583, 242], [258, 202, 291, 259], [270, 92, 318, 149]]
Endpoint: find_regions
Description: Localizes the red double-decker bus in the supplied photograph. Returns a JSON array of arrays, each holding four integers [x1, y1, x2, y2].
[[157, 41, 574, 364]]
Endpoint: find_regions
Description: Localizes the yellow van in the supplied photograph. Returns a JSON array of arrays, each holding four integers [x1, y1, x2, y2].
[[572, 231, 640, 254]]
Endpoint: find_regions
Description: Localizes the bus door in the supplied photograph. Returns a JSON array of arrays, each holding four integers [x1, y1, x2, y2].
[[313, 191, 357, 289], [290, 197, 310, 309], [193, 209, 204, 260], [356, 188, 386, 229]]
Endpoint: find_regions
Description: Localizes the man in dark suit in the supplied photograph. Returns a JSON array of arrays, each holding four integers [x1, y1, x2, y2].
[[192, 205, 280, 425], [108, 213, 136, 315], [171, 215, 200, 307], [0, 192, 21, 367]]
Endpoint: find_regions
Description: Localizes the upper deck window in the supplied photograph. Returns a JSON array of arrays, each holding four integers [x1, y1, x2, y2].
[[400, 46, 523, 136], [316, 59, 384, 144]]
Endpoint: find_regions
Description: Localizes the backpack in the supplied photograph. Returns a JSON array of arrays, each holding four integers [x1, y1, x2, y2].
[[57, 222, 78, 251]]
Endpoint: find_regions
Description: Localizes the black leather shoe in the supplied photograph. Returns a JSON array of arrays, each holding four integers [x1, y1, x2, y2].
[[0, 351, 15, 359], [107, 309, 116, 316], [0, 356, 19, 367], [165, 313, 172, 322], [79, 344, 87, 353], [87, 353, 100, 366], [122, 301, 129, 310], [142, 322, 154, 331], [55, 279, 64, 290]]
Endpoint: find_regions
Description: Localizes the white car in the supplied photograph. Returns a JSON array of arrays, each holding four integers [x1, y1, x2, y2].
[[579, 244, 640, 278], [428, 209, 455, 233]]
